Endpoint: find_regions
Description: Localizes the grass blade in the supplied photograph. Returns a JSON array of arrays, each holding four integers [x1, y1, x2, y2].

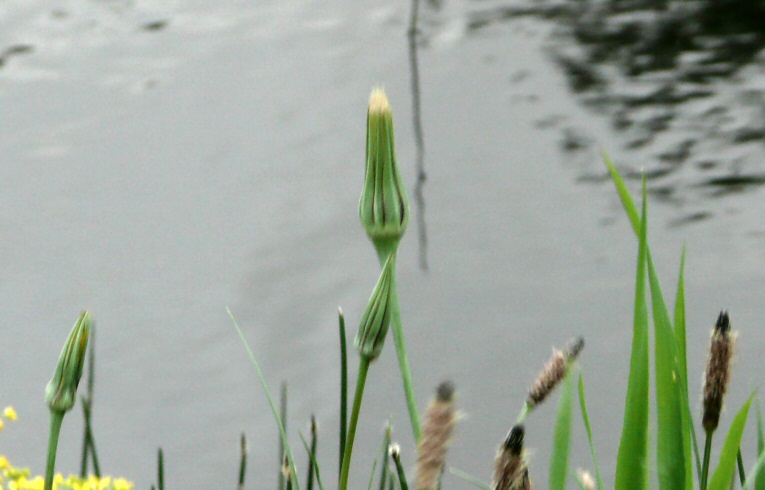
[[673, 248, 698, 487], [447, 467, 490, 489], [280, 382, 288, 490], [229, 308, 301, 490], [338, 308, 348, 479], [578, 374, 604, 490], [708, 394, 754, 490], [614, 180, 650, 490], [157, 447, 164, 490], [238, 433, 247, 490], [299, 428, 325, 490], [305, 416, 318, 490], [756, 401, 765, 490], [550, 369, 574, 490]]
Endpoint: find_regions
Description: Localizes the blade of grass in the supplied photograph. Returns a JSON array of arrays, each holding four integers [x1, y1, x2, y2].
[[157, 447, 164, 490], [229, 308, 301, 490], [378, 423, 392, 490], [673, 247, 698, 488], [367, 458, 379, 490], [305, 416, 318, 490], [578, 373, 604, 490], [299, 429, 325, 490], [447, 468, 490, 490], [238, 433, 247, 490], [338, 307, 348, 479], [614, 179, 650, 490], [390, 447, 410, 490], [280, 382, 288, 490], [756, 401, 765, 490], [604, 157, 690, 490], [550, 369, 575, 490], [708, 394, 754, 490], [745, 436, 765, 490]]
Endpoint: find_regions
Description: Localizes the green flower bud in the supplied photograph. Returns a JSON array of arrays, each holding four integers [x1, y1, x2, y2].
[[354, 253, 395, 360], [359, 88, 410, 251], [45, 311, 91, 413]]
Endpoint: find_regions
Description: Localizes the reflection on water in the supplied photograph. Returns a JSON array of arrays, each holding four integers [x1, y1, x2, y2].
[[468, 0, 765, 221], [408, 0, 430, 271]]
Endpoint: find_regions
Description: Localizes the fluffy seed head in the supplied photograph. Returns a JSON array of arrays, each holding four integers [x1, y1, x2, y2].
[[526, 337, 584, 409], [416, 381, 457, 490], [702, 310, 736, 433]]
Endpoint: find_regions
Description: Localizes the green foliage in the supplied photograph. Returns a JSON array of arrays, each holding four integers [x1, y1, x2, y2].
[[708, 394, 754, 490], [550, 370, 574, 490], [578, 374, 604, 490]]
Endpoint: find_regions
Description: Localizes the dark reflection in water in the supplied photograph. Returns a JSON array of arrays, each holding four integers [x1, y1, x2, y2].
[[409, 0, 431, 271], [468, 0, 765, 220]]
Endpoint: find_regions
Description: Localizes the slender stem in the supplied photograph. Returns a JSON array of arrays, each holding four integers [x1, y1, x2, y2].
[[279, 382, 288, 490], [701, 431, 713, 490], [157, 447, 164, 490], [737, 449, 746, 487], [338, 309, 348, 479], [80, 399, 89, 478], [339, 356, 371, 490], [374, 245, 421, 443], [44, 410, 65, 490], [391, 450, 411, 490], [238, 433, 247, 490], [306, 416, 317, 490]]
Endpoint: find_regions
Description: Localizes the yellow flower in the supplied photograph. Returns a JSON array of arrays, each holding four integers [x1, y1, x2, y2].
[[0, 419, 4, 432], [0, 455, 9, 469], [113, 478, 133, 490], [3, 407, 17, 421]]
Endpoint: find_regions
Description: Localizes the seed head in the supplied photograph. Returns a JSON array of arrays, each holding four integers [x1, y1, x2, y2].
[[526, 337, 583, 410], [359, 88, 410, 252], [702, 310, 736, 433], [492, 425, 531, 490], [46, 311, 92, 413], [416, 381, 457, 490]]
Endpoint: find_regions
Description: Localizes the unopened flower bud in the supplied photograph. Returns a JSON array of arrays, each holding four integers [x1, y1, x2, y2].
[[359, 88, 410, 252], [354, 253, 395, 360], [416, 381, 457, 490], [45, 311, 92, 413], [702, 310, 736, 433]]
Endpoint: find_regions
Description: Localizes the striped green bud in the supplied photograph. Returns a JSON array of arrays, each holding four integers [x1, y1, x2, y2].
[[45, 311, 91, 413], [359, 88, 410, 250], [354, 253, 395, 360]]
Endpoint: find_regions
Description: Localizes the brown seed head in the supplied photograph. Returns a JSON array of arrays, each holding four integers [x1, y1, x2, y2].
[[416, 381, 457, 490], [702, 310, 736, 433], [492, 425, 530, 490]]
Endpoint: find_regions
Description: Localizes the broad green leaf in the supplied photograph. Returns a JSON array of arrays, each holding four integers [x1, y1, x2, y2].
[[578, 374, 604, 490], [614, 183, 650, 490], [550, 370, 575, 490], [229, 308, 301, 490], [604, 155, 690, 489], [708, 394, 754, 490]]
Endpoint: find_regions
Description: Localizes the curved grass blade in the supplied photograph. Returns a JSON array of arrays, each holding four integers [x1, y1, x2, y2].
[[614, 179, 650, 490], [708, 394, 754, 490], [578, 374, 604, 490], [550, 369, 575, 490], [447, 467, 490, 490], [229, 308, 301, 490], [280, 382, 288, 490], [299, 429, 325, 490], [238, 433, 247, 490], [305, 416, 318, 490]]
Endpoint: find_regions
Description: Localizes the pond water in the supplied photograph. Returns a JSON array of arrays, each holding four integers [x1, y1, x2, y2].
[[2, 0, 764, 488]]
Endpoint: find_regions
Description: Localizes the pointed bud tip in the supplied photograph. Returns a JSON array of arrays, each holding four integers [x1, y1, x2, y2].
[[388, 443, 401, 458], [369, 88, 391, 115], [715, 310, 730, 333], [504, 424, 525, 455], [436, 381, 455, 402]]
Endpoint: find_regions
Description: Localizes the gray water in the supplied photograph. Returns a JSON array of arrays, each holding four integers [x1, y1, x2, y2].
[[2, 0, 765, 488]]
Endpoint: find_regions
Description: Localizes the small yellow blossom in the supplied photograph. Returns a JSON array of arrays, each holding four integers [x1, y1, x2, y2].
[[0, 455, 10, 469], [4, 406, 18, 421], [0, 419, 4, 432]]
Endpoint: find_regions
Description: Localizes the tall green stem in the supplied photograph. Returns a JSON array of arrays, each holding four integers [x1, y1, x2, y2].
[[374, 245, 422, 443], [701, 431, 713, 490], [339, 356, 371, 490], [45, 410, 65, 490]]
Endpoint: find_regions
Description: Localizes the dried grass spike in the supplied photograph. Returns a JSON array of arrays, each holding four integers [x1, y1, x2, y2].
[[416, 381, 457, 490], [526, 349, 566, 408], [702, 310, 736, 432], [492, 425, 528, 490]]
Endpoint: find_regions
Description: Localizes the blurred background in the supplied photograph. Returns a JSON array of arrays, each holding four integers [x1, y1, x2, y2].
[[1, 0, 764, 487]]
